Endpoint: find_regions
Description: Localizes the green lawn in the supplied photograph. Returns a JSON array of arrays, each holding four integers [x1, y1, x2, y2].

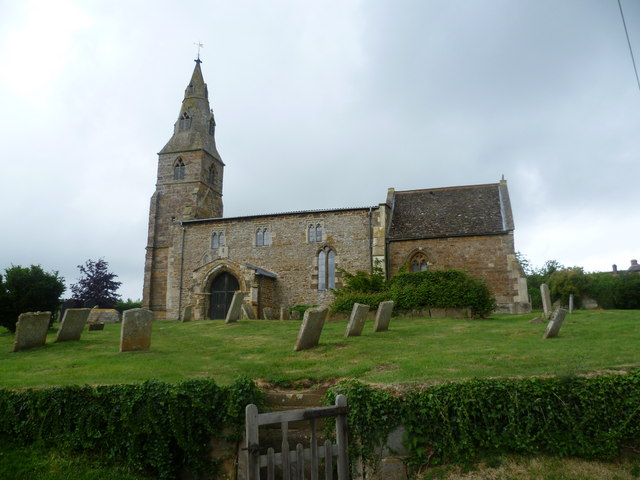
[[0, 310, 638, 389]]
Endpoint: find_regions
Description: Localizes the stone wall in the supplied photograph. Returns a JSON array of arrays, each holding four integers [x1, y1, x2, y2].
[[163, 208, 382, 320], [388, 233, 529, 310]]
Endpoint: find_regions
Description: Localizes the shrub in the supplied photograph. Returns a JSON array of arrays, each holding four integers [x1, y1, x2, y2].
[[586, 272, 640, 309], [390, 270, 496, 318]]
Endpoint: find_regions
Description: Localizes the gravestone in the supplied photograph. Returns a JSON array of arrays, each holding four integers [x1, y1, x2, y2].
[[120, 308, 153, 352], [87, 308, 120, 324], [262, 307, 275, 320], [540, 284, 552, 319], [55, 308, 90, 342], [293, 307, 328, 351], [569, 294, 574, 314], [290, 310, 301, 320], [543, 308, 568, 339], [373, 301, 394, 332], [345, 303, 370, 337], [88, 323, 105, 331], [241, 303, 255, 319], [225, 292, 245, 324], [182, 305, 193, 322], [13, 311, 51, 352], [279, 306, 289, 320]]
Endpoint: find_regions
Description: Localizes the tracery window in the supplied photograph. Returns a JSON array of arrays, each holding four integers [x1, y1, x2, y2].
[[173, 158, 185, 180], [318, 246, 336, 291], [410, 252, 429, 272], [256, 227, 270, 247], [179, 111, 191, 130]]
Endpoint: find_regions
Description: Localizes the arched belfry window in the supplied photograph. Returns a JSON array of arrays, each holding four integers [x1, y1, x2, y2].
[[179, 111, 191, 130], [410, 252, 429, 272], [211, 231, 225, 249], [208, 165, 216, 186], [318, 246, 336, 291], [173, 158, 185, 180], [308, 223, 323, 243]]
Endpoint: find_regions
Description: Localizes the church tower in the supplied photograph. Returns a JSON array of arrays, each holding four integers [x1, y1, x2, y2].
[[143, 59, 224, 317]]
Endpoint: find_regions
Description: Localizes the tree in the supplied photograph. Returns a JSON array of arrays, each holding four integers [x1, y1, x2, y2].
[[0, 265, 66, 332], [70, 259, 122, 308]]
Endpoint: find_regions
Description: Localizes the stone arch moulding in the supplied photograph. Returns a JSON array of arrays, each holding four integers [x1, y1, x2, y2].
[[193, 261, 247, 320]]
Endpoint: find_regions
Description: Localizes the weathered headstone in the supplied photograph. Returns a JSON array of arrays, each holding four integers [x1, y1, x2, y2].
[[120, 308, 153, 352], [540, 283, 552, 319], [87, 308, 121, 324], [290, 310, 301, 320], [225, 292, 245, 324], [345, 303, 370, 337], [88, 323, 105, 331], [569, 294, 574, 314], [542, 308, 568, 339], [293, 307, 328, 351], [13, 311, 51, 352], [241, 303, 255, 319], [373, 301, 394, 332], [55, 308, 90, 342], [262, 307, 275, 320], [182, 305, 193, 322], [279, 306, 289, 320]]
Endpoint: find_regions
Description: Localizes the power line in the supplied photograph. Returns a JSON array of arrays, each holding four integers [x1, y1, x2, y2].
[[618, 0, 640, 93]]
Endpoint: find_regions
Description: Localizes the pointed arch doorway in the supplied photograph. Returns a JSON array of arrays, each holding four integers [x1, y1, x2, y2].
[[209, 272, 240, 319]]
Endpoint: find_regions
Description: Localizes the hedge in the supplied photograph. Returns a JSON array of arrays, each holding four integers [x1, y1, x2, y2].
[[0, 377, 263, 480], [328, 371, 640, 473]]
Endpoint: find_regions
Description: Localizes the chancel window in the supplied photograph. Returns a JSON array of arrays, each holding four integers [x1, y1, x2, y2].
[[256, 227, 270, 247], [308, 223, 323, 243], [173, 158, 185, 180], [410, 252, 429, 272], [318, 247, 336, 291]]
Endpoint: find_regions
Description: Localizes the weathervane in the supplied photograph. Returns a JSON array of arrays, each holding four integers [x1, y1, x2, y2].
[[194, 41, 204, 64]]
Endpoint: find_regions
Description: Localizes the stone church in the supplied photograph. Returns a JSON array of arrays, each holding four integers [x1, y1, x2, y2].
[[142, 61, 530, 320]]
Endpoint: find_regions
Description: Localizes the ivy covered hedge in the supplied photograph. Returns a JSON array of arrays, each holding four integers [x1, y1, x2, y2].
[[0, 377, 263, 480], [328, 371, 640, 473]]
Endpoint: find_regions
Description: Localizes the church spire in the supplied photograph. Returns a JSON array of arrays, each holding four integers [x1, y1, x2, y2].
[[159, 59, 221, 161]]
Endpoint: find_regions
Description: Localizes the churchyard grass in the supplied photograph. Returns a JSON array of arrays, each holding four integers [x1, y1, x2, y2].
[[0, 309, 638, 388]]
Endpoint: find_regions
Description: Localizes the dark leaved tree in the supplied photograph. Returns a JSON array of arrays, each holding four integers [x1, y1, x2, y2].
[[0, 265, 66, 332], [71, 258, 122, 309]]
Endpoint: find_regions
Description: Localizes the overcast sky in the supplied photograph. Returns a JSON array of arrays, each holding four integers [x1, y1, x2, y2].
[[1, 0, 639, 300]]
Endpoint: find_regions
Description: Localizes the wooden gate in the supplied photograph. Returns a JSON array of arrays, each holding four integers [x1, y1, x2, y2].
[[245, 394, 349, 479]]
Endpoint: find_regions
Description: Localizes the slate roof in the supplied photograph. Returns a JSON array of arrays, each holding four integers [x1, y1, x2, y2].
[[387, 182, 514, 240]]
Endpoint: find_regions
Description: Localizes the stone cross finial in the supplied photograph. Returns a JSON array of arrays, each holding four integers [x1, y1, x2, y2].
[[194, 42, 204, 63]]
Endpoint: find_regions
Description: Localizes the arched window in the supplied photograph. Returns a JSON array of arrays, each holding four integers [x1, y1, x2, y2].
[[178, 111, 191, 130], [208, 165, 216, 185], [256, 229, 263, 247], [410, 252, 429, 272], [308, 223, 323, 243], [318, 247, 336, 291], [308, 225, 315, 243], [263, 229, 270, 246], [212, 232, 219, 249], [208, 116, 216, 136], [173, 158, 185, 180], [315, 224, 322, 242], [256, 227, 270, 247]]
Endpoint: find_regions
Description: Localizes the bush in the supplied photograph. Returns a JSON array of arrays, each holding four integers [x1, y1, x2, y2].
[[0, 377, 263, 480], [587, 272, 640, 309], [390, 270, 496, 318], [0, 265, 66, 332], [330, 291, 391, 314]]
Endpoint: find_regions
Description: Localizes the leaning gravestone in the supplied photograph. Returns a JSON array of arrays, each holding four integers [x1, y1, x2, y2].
[[294, 307, 328, 351], [225, 292, 245, 324], [241, 303, 255, 319], [55, 308, 90, 342], [373, 301, 394, 332], [543, 308, 568, 339], [262, 307, 275, 320], [540, 284, 552, 319], [13, 311, 51, 352], [120, 308, 153, 352], [345, 303, 370, 337]]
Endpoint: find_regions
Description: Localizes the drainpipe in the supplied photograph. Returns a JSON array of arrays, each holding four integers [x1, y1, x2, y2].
[[368, 207, 373, 273], [257, 275, 262, 319], [178, 224, 186, 321]]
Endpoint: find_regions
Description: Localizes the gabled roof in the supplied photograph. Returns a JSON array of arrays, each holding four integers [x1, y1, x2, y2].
[[387, 181, 514, 241]]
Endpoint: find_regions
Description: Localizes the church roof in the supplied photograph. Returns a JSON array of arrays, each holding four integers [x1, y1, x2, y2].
[[387, 181, 514, 241]]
